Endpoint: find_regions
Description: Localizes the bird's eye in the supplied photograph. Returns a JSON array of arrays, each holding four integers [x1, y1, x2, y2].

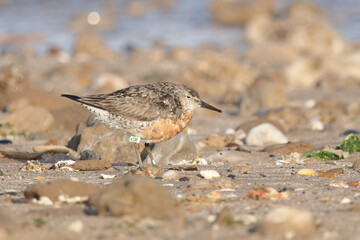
[[187, 96, 191, 99]]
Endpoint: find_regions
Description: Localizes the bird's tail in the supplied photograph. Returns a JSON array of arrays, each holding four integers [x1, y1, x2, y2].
[[61, 94, 81, 102]]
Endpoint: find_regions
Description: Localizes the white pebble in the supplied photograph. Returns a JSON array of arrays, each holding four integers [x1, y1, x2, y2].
[[310, 118, 324, 131], [200, 170, 220, 179], [340, 197, 351, 204], [162, 170, 179, 180], [100, 174, 116, 179], [305, 99, 316, 108], [225, 128, 235, 135], [68, 220, 84, 232], [246, 123, 288, 147]]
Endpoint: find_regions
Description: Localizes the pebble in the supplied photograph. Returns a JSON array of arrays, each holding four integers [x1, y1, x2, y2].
[[310, 118, 325, 131], [177, 157, 208, 165], [162, 170, 179, 180], [225, 128, 235, 135], [246, 123, 288, 147], [259, 206, 315, 238], [179, 176, 190, 182], [88, 175, 184, 219], [68, 220, 84, 233], [0, 139, 12, 144], [187, 178, 238, 191], [340, 197, 351, 204], [25, 179, 102, 203], [352, 159, 360, 169], [264, 142, 314, 154], [348, 181, 359, 187], [53, 160, 75, 171], [326, 168, 344, 175], [199, 170, 221, 179], [319, 173, 335, 178], [0, 169, 3, 176], [297, 169, 317, 175], [329, 180, 349, 188], [100, 174, 116, 179], [204, 134, 233, 148], [71, 159, 112, 171]]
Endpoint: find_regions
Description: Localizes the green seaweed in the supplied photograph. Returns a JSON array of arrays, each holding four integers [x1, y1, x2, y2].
[[302, 150, 342, 161], [339, 134, 360, 154]]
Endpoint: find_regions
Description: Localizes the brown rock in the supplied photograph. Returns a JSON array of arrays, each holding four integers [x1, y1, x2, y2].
[[88, 175, 184, 219], [264, 141, 315, 154], [144, 132, 197, 165], [71, 117, 137, 163], [352, 159, 360, 170], [319, 173, 335, 178], [5, 106, 54, 133], [204, 134, 234, 148], [187, 178, 238, 191], [326, 168, 344, 175], [71, 159, 113, 171], [25, 179, 102, 202]]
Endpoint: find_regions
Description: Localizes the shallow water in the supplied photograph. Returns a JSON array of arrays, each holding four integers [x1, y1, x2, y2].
[[0, 0, 359, 53]]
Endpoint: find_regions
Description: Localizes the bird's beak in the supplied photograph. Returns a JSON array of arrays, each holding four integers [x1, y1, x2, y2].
[[201, 101, 222, 113]]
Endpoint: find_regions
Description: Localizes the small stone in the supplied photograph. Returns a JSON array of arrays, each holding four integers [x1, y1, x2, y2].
[[352, 159, 360, 169], [0, 170, 3, 176], [145, 132, 197, 165], [259, 206, 315, 238], [340, 197, 351, 204], [199, 170, 221, 179], [187, 178, 238, 191], [310, 118, 325, 131], [68, 220, 84, 233], [162, 170, 179, 180], [263, 141, 314, 154], [100, 174, 116, 179], [71, 159, 112, 171], [297, 169, 317, 175], [228, 165, 252, 173], [88, 175, 184, 219], [53, 160, 75, 171], [319, 173, 335, 178], [244, 187, 289, 200], [25, 179, 102, 203], [227, 174, 236, 179], [177, 157, 208, 165], [246, 123, 288, 147], [326, 168, 344, 175], [179, 176, 190, 182], [203, 134, 233, 148], [329, 180, 349, 188], [348, 181, 359, 187]]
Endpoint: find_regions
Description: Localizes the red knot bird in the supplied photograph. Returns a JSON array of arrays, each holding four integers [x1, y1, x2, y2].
[[62, 82, 222, 169]]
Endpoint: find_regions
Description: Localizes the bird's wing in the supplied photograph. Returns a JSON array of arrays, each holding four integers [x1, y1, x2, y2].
[[77, 85, 180, 121]]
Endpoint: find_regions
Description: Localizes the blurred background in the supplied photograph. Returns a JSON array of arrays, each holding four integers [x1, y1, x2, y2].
[[2, 0, 360, 141]]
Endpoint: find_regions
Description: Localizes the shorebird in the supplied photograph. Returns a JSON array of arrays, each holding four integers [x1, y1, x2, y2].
[[62, 82, 222, 169]]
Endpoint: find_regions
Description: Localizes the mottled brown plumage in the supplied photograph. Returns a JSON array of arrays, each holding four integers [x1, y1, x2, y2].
[[62, 82, 221, 169]]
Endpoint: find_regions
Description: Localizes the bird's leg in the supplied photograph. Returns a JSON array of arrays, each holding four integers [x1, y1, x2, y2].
[[145, 143, 156, 166], [133, 142, 144, 170]]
